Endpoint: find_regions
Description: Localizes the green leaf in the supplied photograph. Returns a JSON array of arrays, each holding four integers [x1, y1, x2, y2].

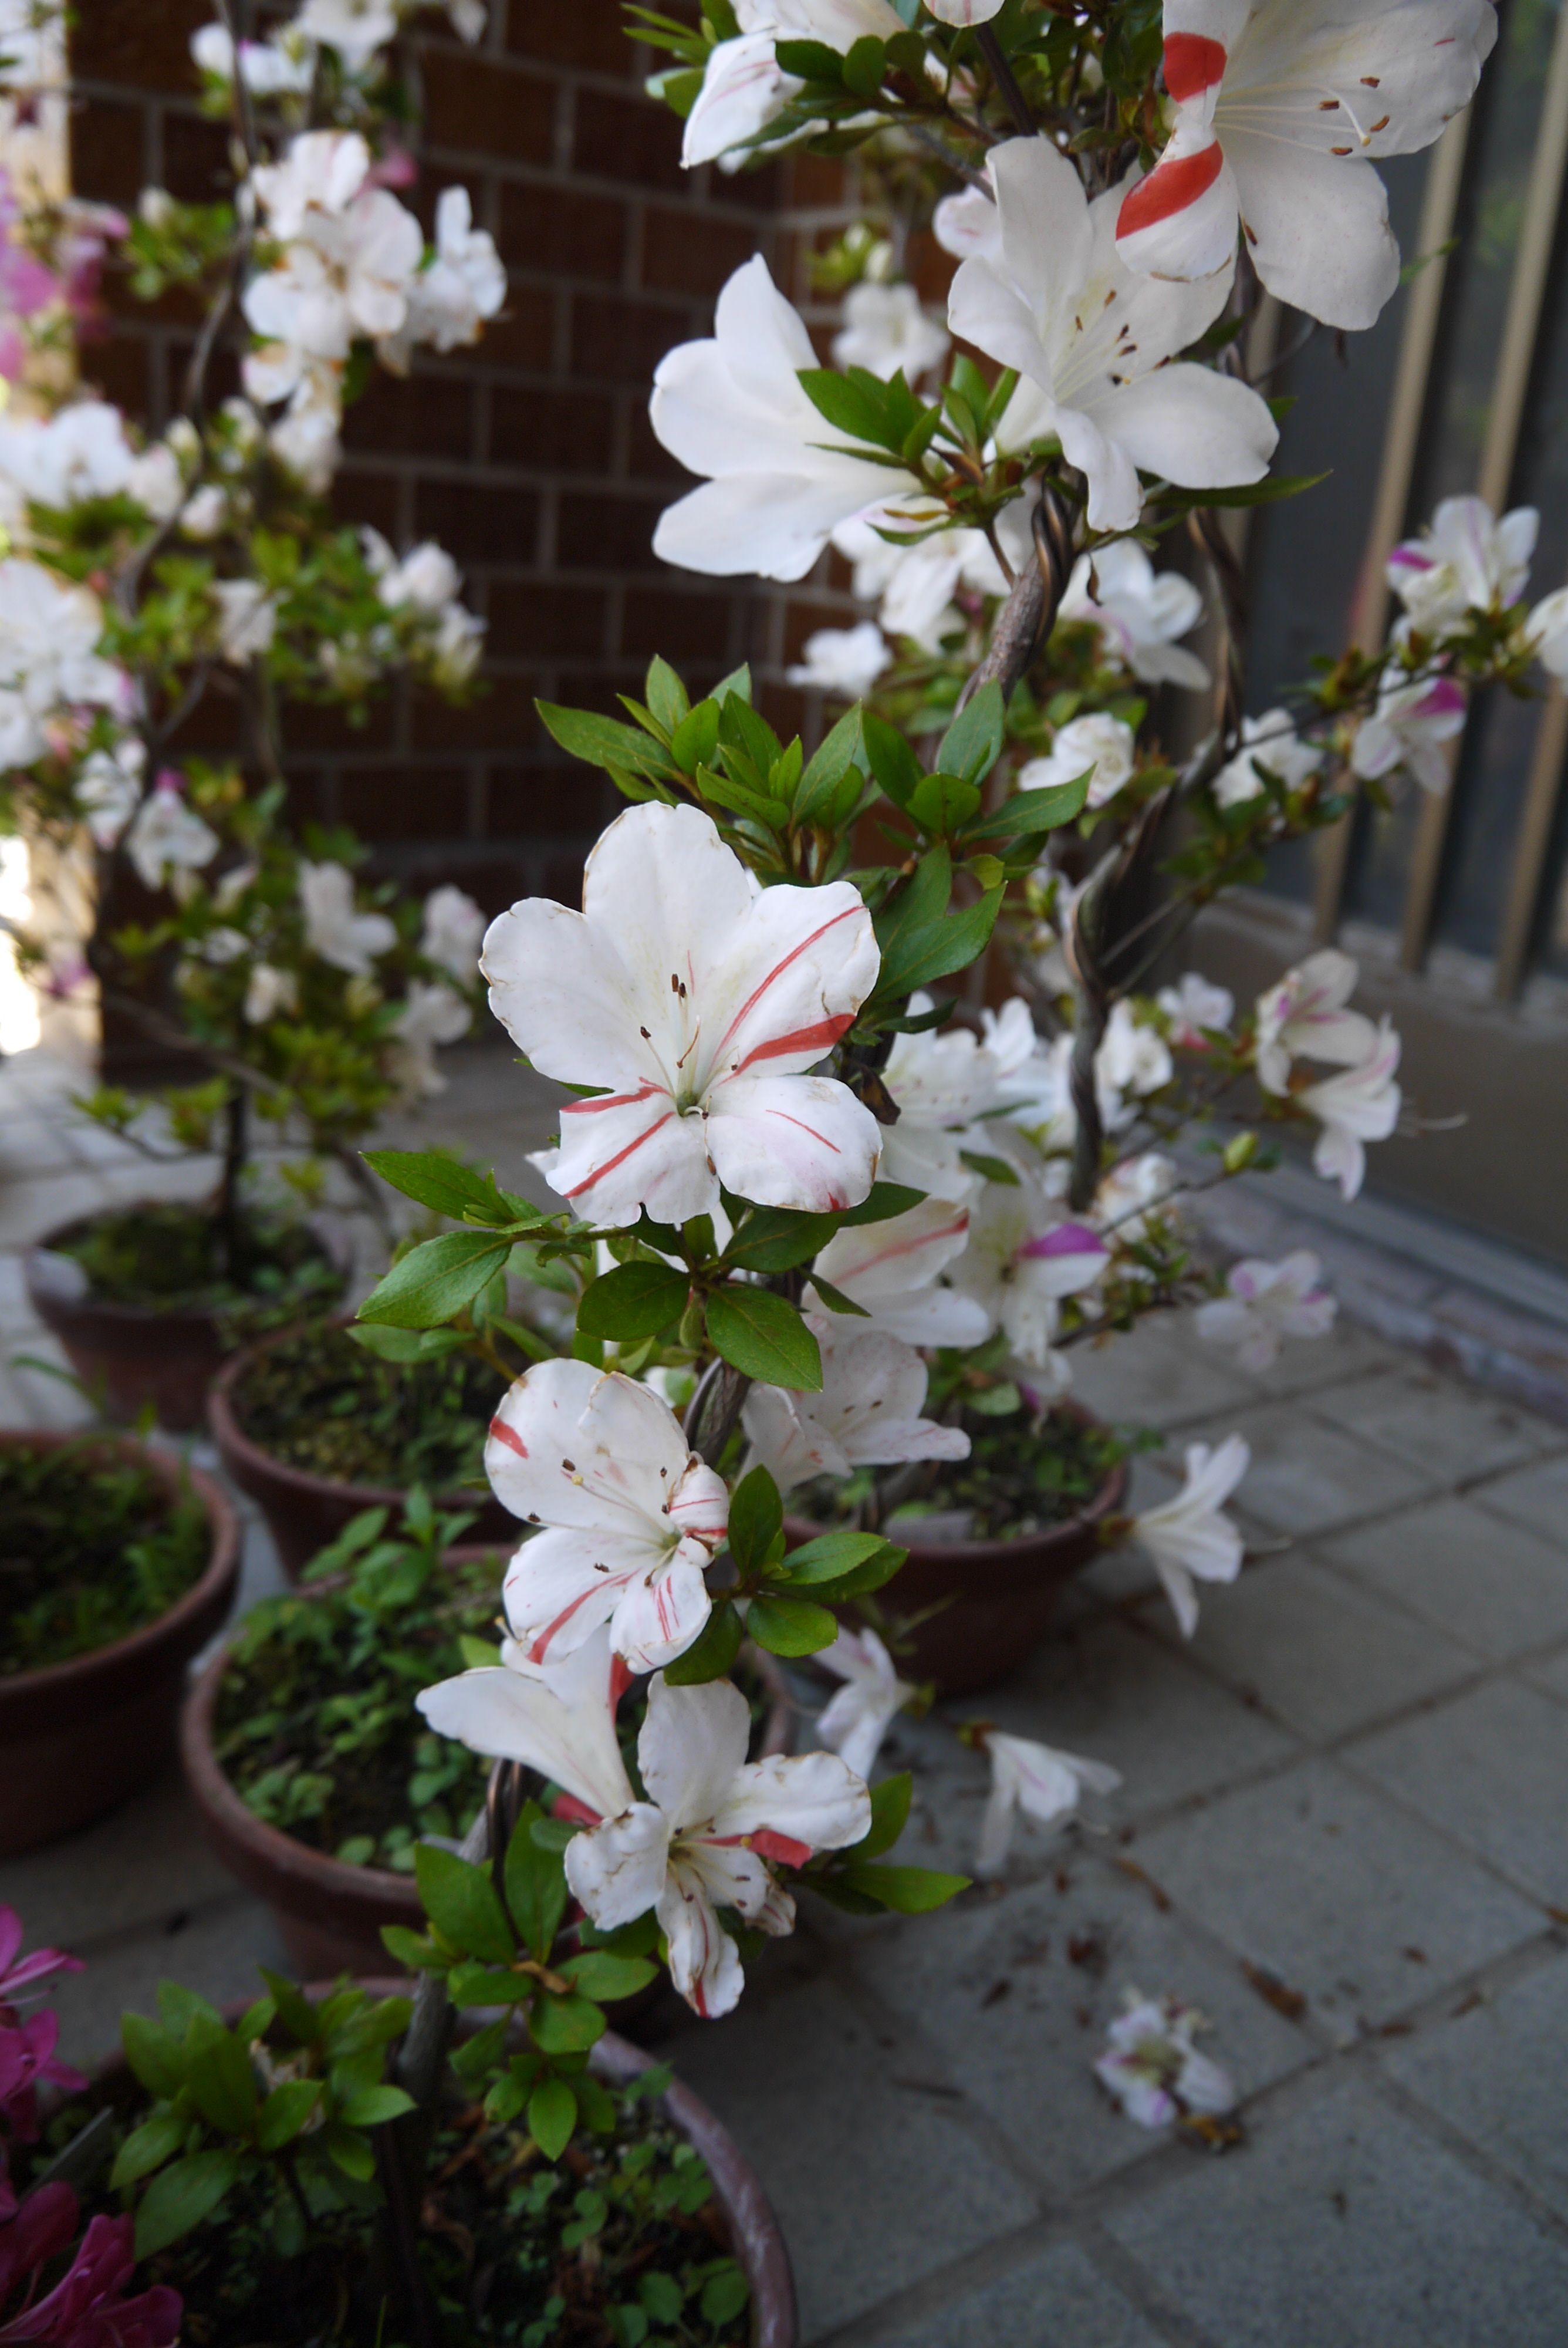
[[415, 1845, 516, 1964], [256, 2079, 323, 2151], [861, 710, 925, 810], [323, 2122, 377, 2181], [908, 772, 982, 835], [724, 1207, 839, 1273], [661, 1597, 743, 1685], [797, 366, 893, 450], [183, 2016, 258, 2136], [360, 1149, 532, 1227], [773, 35, 844, 77], [702, 2265, 751, 2325], [806, 1271, 871, 1317], [121, 2013, 184, 2101], [874, 886, 1004, 1003], [856, 1770, 913, 1859], [840, 31, 886, 94], [776, 1530, 891, 1585], [357, 1231, 513, 1330], [727, 1464, 783, 1577], [839, 1861, 970, 1912], [644, 655, 690, 734], [794, 705, 865, 825], [959, 1149, 1020, 1186], [937, 682, 1006, 785], [530, 1990, 607, 2053], [837, 1180, 927, 1226], [576, 1261, 688, 1342], [669, 697, 721, 774], [712, 661, 752, 707], [965, 774, 1089, 841], [745, 1591, 840, 1657], [559, 1951, 658, 2000], [640, 2270, 687, 2325], [505, 1808, 569, 1961], [538, 700, 670, 778], [706, 1285, 822, 1391], [134, 2148, 241, 2259], [109, 2109, 187, 2190], [340, 2083, 417, 2127], [528, 2077, 578, 2160], [380, 1924, 442, 1969], [349, 1323, 469, 1363]]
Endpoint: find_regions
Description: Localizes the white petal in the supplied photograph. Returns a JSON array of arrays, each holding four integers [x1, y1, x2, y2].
[[658, 1860, 745, 2018], [711, 1748, 871, 1854], [639, 1674, 753, 1835], [706, 1071, 883, 1214], [1096, 365, 1277, 497], [1224, 131, 1398, 332], [609, 1544, 714, 1674], [566, 1803, 671, 1929], [415, 1632, 634, 1820]]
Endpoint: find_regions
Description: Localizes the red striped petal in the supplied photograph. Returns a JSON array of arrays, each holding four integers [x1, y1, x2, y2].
[[1118, 139, 1225, 237], [1164, 31, 1227, 102]]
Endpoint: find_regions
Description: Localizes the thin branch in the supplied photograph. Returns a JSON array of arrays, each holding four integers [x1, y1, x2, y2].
[[975, 25, 1038, 139]]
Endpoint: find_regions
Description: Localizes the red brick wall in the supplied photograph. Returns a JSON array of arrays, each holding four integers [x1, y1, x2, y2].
[[69, 0, 842, 916]]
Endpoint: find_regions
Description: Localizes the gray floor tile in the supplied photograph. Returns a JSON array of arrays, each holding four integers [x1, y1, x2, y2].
[[1212, 1400, 1434, 1539], [1065, 1313, 1255, 1432], [1166, 1554, 1474, 1742], [874, 2238, 1167, 2348], [1384, 1955, 1568, 2220], [1523, 1644, 1568, 1706], [982, 1613, 1302, 1824], [854, 1860, 1310, 2197], [1106, 2077, 1568, 2348], [1350, 1678, 1568, 1909], [47, 1897, 289, 2067], [1475, 1453, 1568, 1551], [653, 1977, 1038, 2340], [1325, 1496, 1568, 1659], [1228, 1320, 1410, 1402], [1135, 1759, 1542, 2040], [0, 1766, 240, 1951], [1310, 1365, 1556, 1481]]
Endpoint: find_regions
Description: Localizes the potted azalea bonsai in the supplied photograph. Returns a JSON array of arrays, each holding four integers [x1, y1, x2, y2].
[[1, 0, 502, 1429], [0, 1428, 239, 1855]]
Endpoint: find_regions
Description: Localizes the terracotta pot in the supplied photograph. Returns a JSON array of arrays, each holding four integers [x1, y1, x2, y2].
[[24, 1207, 344, 1433], [786, 1406, 1127, 1698], [80, 1988, 797, 2347], [180, 1556, 794, 1983], [0, 1431, 241, 1856], [208, 1319, 515, 1580]]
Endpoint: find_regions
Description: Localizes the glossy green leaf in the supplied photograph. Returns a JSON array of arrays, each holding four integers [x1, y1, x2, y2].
[[745, 1591, 840, 1657], [937, 681, 1005, 785], [706, 1285, 822, 1391], [537, 700, 669, 778], [661, 1597, 743, 1685], [505, 1807, 569, 1962], [727, 1464, 783, 1579], [576, 1261, 689, 1341], [837, 1181, 927, 1226], [530, 1990, 607, 2054], [964, 772, 1089, 841], [724, 1207, 839, 1273], [255, 2079, 323, 2152], [861, 710, 924, 810], [134, 2148, 241, 2259], [559, 1951, 659, 2000], [183, 2016, 258, 2136], [415, 1845, 515, 1965], [339, 2083, 416, 2128], [109, 2109, 186, 2190], [839, 1861, 969, 1912], [357, 1231, 513, 1330], [360, 1149, 533, 1227], [121, 2013, 183, 2102], [908, 772, 982, 836], [528, 2077, 578, 2161]]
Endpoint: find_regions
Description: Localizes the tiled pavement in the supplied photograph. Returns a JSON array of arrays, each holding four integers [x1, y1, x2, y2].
[[5, 1045, 1568, 2344]]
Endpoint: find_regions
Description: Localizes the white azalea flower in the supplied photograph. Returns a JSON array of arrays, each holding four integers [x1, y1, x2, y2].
[[1196, 1250, 1336, 1372], [382, 186, 506, 367], [190, 19, 317, 94], [1059, 541, 1209, 690], [295, 0, 398, 70], [949, 1168, 1109, 1372], [974, 1731, 1121, 1878], [211, 578, 277, 664], [812, 1195, 992, 1348], [244, 963, 298, 1025], [74, 738, 146, 849], [488, 1358, 729, 1674], [0, 400, 138, 512], [179, 484, 228, 539], [815, 1627, 917, 1782], [299, 859, 397, 974], [1094, 1992, 1236, 2129], [1351, 671, 1467, 795], [1093, 1150, 1179, 1243], [125, 783, 219, 892], [786, 621, 891, 699], [1133, 1435, 1250, 1638], [878, 994, 1039, 1199], [429, 601, 485, 690], [391, 979, 471, 1096], [269, 394, 343, 493], [1155, 971, 1234, 1047], [1387, 495, 1537, 632], [741, 1321, 970, 1496], [420, 883, 485, 983], [932, 179, 1002, 264], [951, 137, 1277, 534], [1017, 712, 1137, 813], [1302, 1019, 1401, 1202], [485, 800, 882, 1226], [832, 512, 1007, 653], [650, 255, 919, 582], [251, 128, 372, 237], [1525, 585, 1568, 680], [377, 540, 461, 612], [832, 281, 949, 384], [1099, 999, 1174, 1108], [681, 0, 902, 168], [1212, 709, 1323, 808], [0, 561, 123, 764], [1253, 948, 1376, 1097], [1114, 0, 1498, 332]]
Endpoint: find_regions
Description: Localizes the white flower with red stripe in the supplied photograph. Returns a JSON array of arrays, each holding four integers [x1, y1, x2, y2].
[[484, 801, 883, 1227], [812, 1195, 992, 1347], [951, 137, 1278, 533], [741, 1320, 971, 1495], [567, 1672, 871, 2018], [487, 1358, 729, 1675], [1116, 0, 1498, 331], [681, 0, 903, 170], [815, 1626, 917, 1780]]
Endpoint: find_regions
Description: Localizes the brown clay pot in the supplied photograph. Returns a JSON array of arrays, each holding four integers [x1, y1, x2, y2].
[[786, 1408, 1127, 1698], [79, 1988, 797, 2347], [180, 1557, 794, 1983], [24, 1207, 344, 1433], [0, 1431, 241, 1856], [207, 1318, 515, 1580]]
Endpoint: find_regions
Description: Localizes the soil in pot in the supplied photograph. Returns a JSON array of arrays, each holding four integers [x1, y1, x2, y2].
[[792, 1403, 1141, 1696], [26, 1200, 343, 1431], [0, 1438, 211, 1679], [227, 1318, 503, 1494]]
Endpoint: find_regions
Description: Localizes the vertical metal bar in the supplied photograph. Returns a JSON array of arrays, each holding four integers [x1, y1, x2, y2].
[[1495, 690, 1568, 996], [1311, 113, 1474, 943], [1400, 0, 1568, 973]]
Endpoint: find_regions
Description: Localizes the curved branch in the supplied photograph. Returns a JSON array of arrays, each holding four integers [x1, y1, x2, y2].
[[957, 485, 1076, 710]]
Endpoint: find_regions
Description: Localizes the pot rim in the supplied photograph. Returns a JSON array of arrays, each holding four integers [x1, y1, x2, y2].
[[0, 1429, 241, 1715], [25, 1203, 344, 1334], [181, 1561, 795, 1927], [785, 1397, 1127, 1569], [208, 1314, 502, 1514]]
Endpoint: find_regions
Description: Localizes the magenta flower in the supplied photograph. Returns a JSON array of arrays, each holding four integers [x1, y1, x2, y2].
[[0, 1910, 83, 2010], [0, 2015, 87, 2145], [0, 2201, 180, 2348]]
